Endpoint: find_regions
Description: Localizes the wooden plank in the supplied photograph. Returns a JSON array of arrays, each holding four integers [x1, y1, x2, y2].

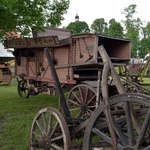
[[93, 35, 98, 62], [0, 69, 2, 80], [33, 28, 70, 40], [4, 36, 59, 48]]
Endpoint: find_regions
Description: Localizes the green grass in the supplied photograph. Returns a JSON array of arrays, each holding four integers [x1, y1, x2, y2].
[[0, 77, 150, 150], [0, 82, 59, 150]]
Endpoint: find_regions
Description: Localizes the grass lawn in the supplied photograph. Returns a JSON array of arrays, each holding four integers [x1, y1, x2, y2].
[[0, 77, 150, 150], [0, 82, 59, 150]]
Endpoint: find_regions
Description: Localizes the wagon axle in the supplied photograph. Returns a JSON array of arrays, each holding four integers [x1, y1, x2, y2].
[[31, 137, 50, 149]]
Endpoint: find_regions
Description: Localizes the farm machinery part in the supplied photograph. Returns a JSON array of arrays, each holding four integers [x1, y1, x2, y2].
[[114, 65, 150, 95], [30, 46, 150, 150], [83, 45, 150, 150]]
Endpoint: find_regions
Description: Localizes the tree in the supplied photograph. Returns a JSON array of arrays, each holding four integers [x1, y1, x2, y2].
[[140, 22, 150, 57], [66, 21, 90, 35], [126, 26, 139, 57], [108, 19, 124, 38], [0, 0, 70, 37], [122, 4, 142, 57], [140, 37, 150, 58], [90, 18, 108, 34], [142, 22, 150, 38]]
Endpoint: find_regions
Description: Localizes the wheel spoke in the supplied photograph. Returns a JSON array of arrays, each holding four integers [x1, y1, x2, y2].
[[84, 87, 89, 104], [49, 121, 59, 138], [86, 108, 93, 113], [70, 107, 81, 111], [92, 127, 123, 149], [42, 113, 47, 132], [135, 108, 150, 149], [47, 113, 52, 136], [68, 99, 81, 107], [76, 110, 84, 118], [124, 102, 135, 146], [87, 105, 96, 109], [86, 94, 96, 106], [92, 127, 112, 143], [78, 86, 84, 103], [112, 118, 128, 146], [35, 120, 46, 135], [51, 134, 63, 142], [71, 91, 82, 105], [32, 131, 42, 138], [51, 143, 64, 150]]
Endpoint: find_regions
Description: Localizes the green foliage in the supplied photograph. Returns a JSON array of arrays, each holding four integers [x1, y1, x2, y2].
[[66, 21, 90, 35], [90, 18, 108, 34], [122, 4, 142, 57], [108, 19, 124, 38], [0, 0, 70, 37], [122, 4, 137, 29], [125, 26, 139, 57], [139, 22, 150, 58], [145, 22, 150, 37], [140, 37, 150, 57]]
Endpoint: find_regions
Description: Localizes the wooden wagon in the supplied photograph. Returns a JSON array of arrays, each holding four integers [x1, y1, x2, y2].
[[4, 28, 150, 149]]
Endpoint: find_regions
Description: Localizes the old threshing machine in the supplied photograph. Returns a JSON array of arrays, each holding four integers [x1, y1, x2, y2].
[[4, 28, 132, 98], [4, 28, 150, 149]]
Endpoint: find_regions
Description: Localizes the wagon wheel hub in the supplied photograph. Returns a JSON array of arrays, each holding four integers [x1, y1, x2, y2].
[[81, 105, 87, 111], [31, 136, 51, 149]]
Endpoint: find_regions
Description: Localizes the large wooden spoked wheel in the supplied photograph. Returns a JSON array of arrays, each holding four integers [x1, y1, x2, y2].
[[17, 79, 30, 98], [67, 84, 97, 119], [83, 93, 150, 150], [30, 107, 71, 150]]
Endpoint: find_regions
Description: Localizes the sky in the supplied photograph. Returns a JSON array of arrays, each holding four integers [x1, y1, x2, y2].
[[61, 0, 150, 27]]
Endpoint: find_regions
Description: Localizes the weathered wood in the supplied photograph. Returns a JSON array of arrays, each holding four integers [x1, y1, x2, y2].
[[5, 30, 132, 108], [98, 46, 118, 150], [0, 67, 12, 84], [32, 27, 70, 40], [4, 36, 59, 48]]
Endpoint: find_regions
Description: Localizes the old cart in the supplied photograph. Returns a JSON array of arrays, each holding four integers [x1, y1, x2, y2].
[[4, 29, 150, 149], [0, 56, 13, 84]]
